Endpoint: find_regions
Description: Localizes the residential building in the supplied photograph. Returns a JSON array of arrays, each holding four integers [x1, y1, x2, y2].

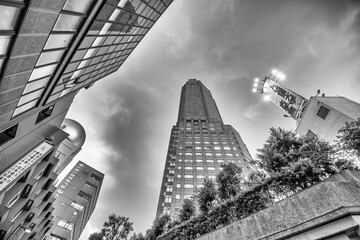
[[45, 161, 103, 240], [156, 79, 257, 218]]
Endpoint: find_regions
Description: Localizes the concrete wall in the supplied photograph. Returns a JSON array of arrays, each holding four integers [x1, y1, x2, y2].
[[296, 97, 360, 143], [197, 171, 360, 240]]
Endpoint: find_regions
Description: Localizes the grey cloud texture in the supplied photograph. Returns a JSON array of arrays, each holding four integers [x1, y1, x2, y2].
[[65, 1, 360, 238]]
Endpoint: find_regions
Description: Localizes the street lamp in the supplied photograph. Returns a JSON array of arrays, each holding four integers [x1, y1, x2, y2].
[[270, 68, 286, 81]]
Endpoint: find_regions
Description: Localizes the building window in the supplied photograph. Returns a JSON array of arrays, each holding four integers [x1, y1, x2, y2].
[[164, 195, 171, 203], [306, 130, 317, 138], [0, 124, 18, 146], [36, 105, 55, 124], [317, 105, 330, 119], [6, 190, 22, 208], [57, 219, 74, 231], [71, 202, 84, 211], [78, 191, 91, 200], [166, 185, 173, 192], [184, 184, 193, 188], [85, 182, 96, 190]]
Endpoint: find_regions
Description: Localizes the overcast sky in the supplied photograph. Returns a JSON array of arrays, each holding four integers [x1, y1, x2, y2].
[[65, 0, 360, 238]]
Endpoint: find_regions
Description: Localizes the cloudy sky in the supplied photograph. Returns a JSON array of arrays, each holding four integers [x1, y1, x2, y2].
[[65, 0, 360, 238]]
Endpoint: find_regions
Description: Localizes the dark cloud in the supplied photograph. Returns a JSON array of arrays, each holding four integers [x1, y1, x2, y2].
[[67, 1, 360, 239]]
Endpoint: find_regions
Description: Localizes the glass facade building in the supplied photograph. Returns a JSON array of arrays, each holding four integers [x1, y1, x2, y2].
[[156, 79, 257, 218], [0, 0, 172, 120]]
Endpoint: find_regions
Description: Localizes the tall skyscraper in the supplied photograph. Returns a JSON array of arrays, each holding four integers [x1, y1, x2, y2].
[[45, 161, 104, 240], [0, 1, 172, 238], [156, 79, 257, 218]]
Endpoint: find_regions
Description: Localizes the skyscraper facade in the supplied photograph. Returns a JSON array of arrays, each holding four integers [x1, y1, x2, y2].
[[156, 79, 256, 218], [45, 161, 104, 240]]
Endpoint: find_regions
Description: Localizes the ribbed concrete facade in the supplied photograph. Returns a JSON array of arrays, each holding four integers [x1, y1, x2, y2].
[[156, 79, 256, 218]]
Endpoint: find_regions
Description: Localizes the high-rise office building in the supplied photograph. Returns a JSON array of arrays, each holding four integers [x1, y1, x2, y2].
[[156, 79, 257, 218], [45, 161, 103, 240], [0, 0, 172, 238]]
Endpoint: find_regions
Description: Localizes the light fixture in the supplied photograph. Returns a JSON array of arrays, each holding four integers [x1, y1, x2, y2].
[[263, 95, 270, 101], [252, 88, 256, 93], [270, 69, 286, 81], [253, 83, 258, 87], [263, 82, 270, 93], [254, 78, 259, 83]]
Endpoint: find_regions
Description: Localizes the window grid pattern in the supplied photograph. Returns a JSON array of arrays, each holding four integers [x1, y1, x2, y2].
[[0, 1, 24, 75], [159, 120, 257, 217], [12, 0, 93, 117], [157, 80, 257, 218], [45, 0, 170, 104]]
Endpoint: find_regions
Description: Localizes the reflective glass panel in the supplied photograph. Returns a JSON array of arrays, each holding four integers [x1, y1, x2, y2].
[[18, 89, 43, 106], [44, 34, 73, 50], [29, 64, 57, 81], [23, 77, 50, 94], [36, 50, 64, 66], [13, 99, 38, 116], [54, 14, 82, 31], [0, 35, 11, 55], [63, 0, 93, 13], [0, 6, 20, 30], [46, 92, 61, 104]]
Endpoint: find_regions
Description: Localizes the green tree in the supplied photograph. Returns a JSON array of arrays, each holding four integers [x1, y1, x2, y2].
[[145, 214, 171, 240], [129, 232, 145, 240], [178, 198, 196, 222], [194, 178, 217, 215], [337, 118, 360, 157], [244, 171, 268, 190], [99, 214, 134, 240], [257, 127, 357, 193], [216, 163, 243, 201], [89, 232, 103, 240], [257, 127, 302, 173]]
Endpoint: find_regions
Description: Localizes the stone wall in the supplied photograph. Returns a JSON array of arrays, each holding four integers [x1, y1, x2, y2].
[[197, 170, 360, 240]]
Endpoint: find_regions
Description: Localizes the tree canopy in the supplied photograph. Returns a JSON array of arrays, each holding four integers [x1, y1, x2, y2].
[[179, 198, 196, 221], [216, 163, 243, 200], [89, 214, 133, 240], [194, 178, 217, 215], [337, 118, 360, 157]]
